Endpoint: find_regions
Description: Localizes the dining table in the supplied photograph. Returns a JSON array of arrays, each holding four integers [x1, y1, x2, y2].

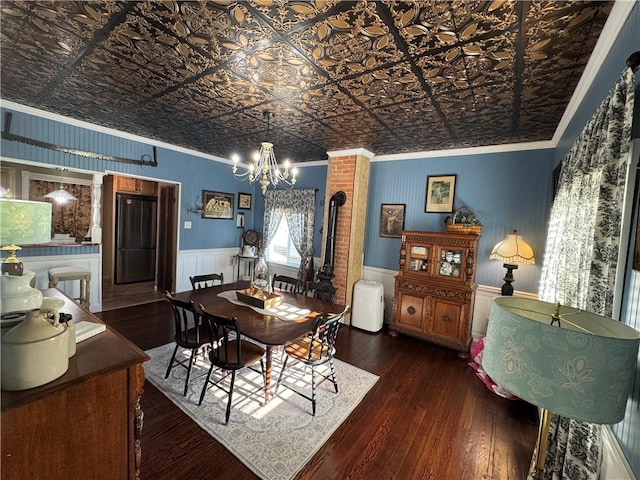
[[172, 281, 339, 403]]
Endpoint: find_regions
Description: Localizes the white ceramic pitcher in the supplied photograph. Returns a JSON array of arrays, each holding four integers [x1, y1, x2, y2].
[[1, 308, 70, 391]]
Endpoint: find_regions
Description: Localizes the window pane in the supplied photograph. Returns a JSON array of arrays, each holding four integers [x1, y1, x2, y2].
[[267, 216, 301, 266]]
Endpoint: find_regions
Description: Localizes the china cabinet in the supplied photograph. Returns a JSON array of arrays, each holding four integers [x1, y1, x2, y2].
[[391, 231, 478, 353]]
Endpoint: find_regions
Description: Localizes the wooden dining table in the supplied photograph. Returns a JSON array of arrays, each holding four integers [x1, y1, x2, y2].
[[172, 281, 339, 403]]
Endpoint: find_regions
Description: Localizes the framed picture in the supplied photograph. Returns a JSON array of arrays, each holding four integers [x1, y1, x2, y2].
[[379, 204, 405, 238], [202, 190, 234, 219], [425, 174, 456, 213], [238, 192, 252, 210]]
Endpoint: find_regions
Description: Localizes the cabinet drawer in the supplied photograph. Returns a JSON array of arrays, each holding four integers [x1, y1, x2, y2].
[[397, 293, 426, 333]]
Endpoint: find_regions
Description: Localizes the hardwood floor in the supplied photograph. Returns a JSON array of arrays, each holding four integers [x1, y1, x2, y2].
[[97, 301, 538, 480], [101, 281, 166, 311]]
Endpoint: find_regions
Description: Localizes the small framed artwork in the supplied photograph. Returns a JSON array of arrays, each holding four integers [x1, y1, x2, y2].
[[202, 190, 234, 219], [236, 212, 245, 228], [238, 192, 252, 210], [380, 204, 405, 238], [425, 174, 456, 213]]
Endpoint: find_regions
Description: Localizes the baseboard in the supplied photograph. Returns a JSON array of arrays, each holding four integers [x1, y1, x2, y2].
[[601, 425, 636, 480]]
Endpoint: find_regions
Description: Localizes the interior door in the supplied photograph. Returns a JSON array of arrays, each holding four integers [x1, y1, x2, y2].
[[157, 185, 177, 293]]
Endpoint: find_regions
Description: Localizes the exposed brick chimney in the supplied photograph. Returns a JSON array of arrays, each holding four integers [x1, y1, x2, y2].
[[321, 149, 372, 322]]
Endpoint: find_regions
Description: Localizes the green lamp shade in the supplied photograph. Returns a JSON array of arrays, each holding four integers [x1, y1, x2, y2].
[[483, 297, 640, 424], [0, 199, 52, 246]]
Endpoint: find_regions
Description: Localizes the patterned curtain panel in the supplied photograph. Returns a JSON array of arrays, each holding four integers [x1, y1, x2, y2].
[[263, 189, 316, 281], [29, 180, 92, 239], [535, 67, 635, 479]]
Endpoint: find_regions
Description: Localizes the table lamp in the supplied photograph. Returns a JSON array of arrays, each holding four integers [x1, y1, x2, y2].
[[482, 297, 640, 479], [489, 230, 535, 295], [0, 199, 52, 276]]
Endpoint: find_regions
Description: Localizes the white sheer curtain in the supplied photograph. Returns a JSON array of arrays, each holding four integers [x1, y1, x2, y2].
[[263, 189, 316, 281], [535, 66, 635, 479]]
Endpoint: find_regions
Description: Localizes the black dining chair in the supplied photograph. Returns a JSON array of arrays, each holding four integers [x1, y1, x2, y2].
[[304, 281, 338, 303], [165, 292, 210, 396], [271, 274, 301, 293], [275, 305, 349, 416], [190, 273, 224, 290], [197, 304, 266, 424]]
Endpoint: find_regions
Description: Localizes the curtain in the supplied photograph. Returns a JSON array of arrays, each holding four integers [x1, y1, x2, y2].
[[29, 180, 92, 239], [263, 189, 316, 282], [534, 66, 635, 479]]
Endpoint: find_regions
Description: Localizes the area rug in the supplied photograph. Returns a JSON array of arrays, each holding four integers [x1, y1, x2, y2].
[[144, 343, 378, 480]]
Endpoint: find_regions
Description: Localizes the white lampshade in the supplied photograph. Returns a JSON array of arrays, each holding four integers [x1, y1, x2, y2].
[[490, 230, 535, 265], [44, 185, 77, 202]]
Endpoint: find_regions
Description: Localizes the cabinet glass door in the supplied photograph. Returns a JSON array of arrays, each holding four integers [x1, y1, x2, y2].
[[408, 245, 430, 272], [437, 248, 463, 278]]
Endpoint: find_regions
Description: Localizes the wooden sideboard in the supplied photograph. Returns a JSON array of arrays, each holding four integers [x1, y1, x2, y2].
[[391, 231, 478, 353], [1, 289, 149, 479]]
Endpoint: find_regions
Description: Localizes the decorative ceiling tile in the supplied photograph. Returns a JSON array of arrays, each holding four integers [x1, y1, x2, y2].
[[0, 1, 616, 163]]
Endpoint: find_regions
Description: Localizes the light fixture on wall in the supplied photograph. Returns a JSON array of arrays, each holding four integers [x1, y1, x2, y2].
[[187, 194, 203, 215], [232, 111, 298, 195], [44, 183, 77, 203], [489, 230, 535, 295], [482, 297, 640, 479], [0, 199, 52, 276]]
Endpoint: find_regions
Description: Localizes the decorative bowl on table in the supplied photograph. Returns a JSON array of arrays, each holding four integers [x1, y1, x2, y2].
[[236, 287, 283, 310]]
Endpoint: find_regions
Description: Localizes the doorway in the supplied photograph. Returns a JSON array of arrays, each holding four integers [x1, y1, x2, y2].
[[101, 175, 178, 311]]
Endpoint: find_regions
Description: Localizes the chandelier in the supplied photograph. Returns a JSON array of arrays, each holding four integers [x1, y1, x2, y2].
[[232, 111, 298, 195]]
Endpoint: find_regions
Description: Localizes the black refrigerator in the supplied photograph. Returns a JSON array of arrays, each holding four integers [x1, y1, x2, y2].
[[115, 193, 158, 284]]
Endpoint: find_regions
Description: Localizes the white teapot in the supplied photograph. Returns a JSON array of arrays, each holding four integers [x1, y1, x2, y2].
[[1, 308, 70, 391]]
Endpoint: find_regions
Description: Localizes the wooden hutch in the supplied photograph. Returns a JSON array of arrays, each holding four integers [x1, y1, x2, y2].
[[391, 231, 479, 354]]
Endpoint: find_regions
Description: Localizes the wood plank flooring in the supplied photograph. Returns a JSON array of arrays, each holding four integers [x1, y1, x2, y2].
[[101, 281, 166, 312], [97, 301, 537, 480]]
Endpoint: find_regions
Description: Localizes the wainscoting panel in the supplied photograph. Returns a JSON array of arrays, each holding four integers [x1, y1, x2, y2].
[[176, 248, 240, 293], [22, 252, 102, 312]]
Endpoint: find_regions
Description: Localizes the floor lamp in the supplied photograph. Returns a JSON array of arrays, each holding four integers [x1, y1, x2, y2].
[[489, 230, 535, 295], [482, 297, 640, 479]]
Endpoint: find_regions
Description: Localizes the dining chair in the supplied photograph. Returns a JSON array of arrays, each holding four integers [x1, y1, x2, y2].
[[190, 272, 224, 290], [197, 304, 266, 424], [271, 274, 301, 293], [304, 281, 338, 303], [165, 292, 210, 396], [275, 305, 349, 415]]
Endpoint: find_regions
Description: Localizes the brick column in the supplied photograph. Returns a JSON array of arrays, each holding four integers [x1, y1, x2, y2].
[[322, 149, 372, 322]]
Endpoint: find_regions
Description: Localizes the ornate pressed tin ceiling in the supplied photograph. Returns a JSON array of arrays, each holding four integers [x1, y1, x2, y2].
[[0, 1, 614, 163]]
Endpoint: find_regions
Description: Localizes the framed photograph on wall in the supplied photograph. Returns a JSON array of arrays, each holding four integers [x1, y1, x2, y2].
[[380, 204, 405, 238], [202, 190, 234, 219], [238, 192, 252, 210], [425, 174, 456, 213]]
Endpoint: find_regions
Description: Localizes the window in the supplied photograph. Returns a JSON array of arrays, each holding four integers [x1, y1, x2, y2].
[[266, 216, 301, 267]]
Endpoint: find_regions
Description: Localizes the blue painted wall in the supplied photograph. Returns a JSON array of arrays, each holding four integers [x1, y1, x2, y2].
[[366, 149, 554, 292]]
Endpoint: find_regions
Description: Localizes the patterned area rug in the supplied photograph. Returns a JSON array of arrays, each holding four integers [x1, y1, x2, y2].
[[144, 343, 379, 480]]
